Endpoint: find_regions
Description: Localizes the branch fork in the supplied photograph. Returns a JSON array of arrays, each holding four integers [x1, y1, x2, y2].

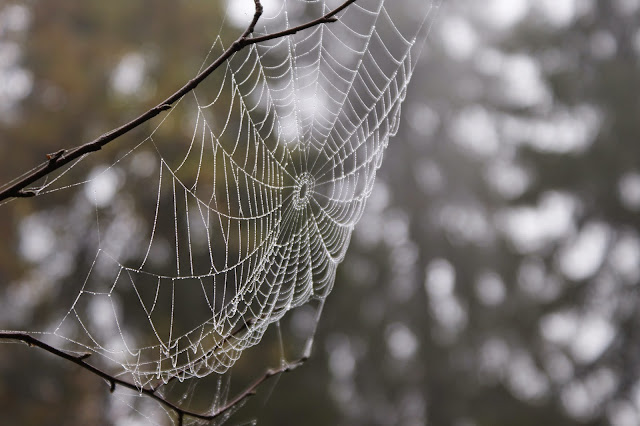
[[0, 0, 356, 203], [1, 0, 357, 421]]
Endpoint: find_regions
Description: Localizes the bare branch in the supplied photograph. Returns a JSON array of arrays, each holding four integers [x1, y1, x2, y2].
[[0, 331, 307, 423], [241, 0, 264, 39], [0, 0, 356, 203], [216, 356, 307, 416], [247, 0, 356, 46], [0, 0, 352, 419]]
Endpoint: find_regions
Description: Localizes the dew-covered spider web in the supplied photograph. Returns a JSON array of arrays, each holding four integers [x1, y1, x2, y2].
[[2, 0, 441, 422]]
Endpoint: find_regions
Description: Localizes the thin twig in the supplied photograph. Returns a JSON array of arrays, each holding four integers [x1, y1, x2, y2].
[[0, 331, 308, 422], [0, 332, 191, 417], [246, 0, 356, 46], [0, 0, 356, 203], [1, 0, 349, 419]]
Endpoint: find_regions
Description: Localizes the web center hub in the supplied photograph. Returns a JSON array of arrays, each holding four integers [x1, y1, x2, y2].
[[294, 173, 315, 209]]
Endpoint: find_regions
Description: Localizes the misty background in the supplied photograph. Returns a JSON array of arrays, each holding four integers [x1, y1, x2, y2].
[[1, 0, 640, 425]]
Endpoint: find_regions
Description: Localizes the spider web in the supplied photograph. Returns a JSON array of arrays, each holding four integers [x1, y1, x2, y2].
[[3, 0, 441, 420]]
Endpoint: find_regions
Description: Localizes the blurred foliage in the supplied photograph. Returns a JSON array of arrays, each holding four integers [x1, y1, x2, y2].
[[2, 1, 640, 426]]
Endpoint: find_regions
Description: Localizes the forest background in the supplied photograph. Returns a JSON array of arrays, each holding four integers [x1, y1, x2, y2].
[[1, 1, 640, 425]]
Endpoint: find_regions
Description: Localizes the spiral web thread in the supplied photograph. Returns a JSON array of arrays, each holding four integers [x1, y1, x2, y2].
[[13, 0, 441, 391]]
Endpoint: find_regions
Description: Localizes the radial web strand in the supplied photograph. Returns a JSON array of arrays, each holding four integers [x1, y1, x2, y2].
[[1, 0, 442, 422]]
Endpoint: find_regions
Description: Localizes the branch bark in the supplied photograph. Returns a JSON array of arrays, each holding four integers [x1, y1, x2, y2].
[[0, 331, 307, 424], [0, 0, 356, 203], [0, 0, 355, 420]]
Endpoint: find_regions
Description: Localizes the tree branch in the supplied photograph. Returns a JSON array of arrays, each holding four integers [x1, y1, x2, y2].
[[247, 0, 356, 45], [0, 331, 307, 424], [0, 0, 356, 203], [0, 0, 349, 419]]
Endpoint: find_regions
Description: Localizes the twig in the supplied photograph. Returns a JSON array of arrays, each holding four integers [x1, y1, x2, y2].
[[0, 332, 192, 416], [0, 331, 307, 422], [213, 356, 308, 416], [1, 0, 347, 419], [247, 0, 355, 45], [0, 0, 356, 203]]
